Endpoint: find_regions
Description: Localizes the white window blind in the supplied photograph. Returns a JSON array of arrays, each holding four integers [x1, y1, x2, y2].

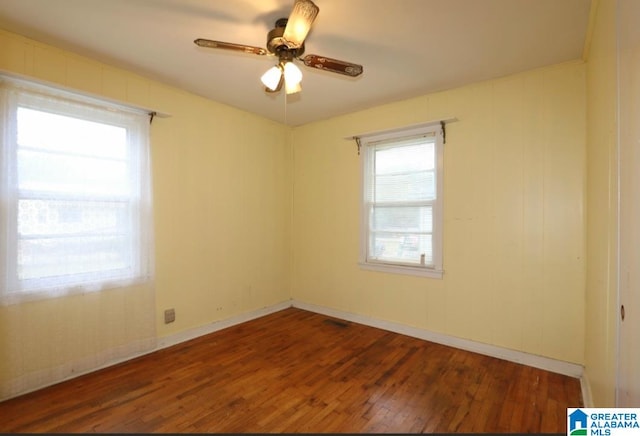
[[0, 80, 154, 304], [360, 123, 444, 278]]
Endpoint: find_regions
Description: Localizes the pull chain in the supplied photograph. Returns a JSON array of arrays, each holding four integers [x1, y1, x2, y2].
[[284, 92, 288, 126]]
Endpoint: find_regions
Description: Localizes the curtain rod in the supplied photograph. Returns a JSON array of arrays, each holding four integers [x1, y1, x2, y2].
[[347, 117, 458, 155], [346, 117, 458, 141], [0, 70, 170, 121]]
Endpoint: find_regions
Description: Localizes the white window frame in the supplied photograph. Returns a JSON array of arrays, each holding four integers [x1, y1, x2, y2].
[[0, 77, 153, 305], [359, 122, 444, 279]]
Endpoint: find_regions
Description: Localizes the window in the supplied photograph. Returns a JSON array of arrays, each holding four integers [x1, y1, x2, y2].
[[360, 123, 444, 278], [0, 79, 154, 304]]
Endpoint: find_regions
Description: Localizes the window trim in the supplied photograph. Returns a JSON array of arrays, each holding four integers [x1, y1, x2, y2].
[[358, 122, 445, 279]]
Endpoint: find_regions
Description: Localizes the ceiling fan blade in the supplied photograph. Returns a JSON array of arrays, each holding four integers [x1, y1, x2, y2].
[[302, 55, 363, 77], [194, 39, 267, 56], [282, 0, 319, 49]]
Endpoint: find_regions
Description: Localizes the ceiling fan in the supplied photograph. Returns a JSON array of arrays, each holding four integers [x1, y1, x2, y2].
[[194, 0, 363, 95]]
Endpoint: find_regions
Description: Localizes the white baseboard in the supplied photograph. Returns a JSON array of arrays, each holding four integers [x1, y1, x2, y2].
[[0, 300, 293, 402], [157, 300, 292, 350], [132, 300, 595, 409], [0, 337, 157, 402], [3, 298, 587, 404], [292, 299, 584, 379]]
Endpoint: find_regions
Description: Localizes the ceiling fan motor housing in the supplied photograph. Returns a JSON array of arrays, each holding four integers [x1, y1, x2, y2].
[[267, 18, 305, 58]]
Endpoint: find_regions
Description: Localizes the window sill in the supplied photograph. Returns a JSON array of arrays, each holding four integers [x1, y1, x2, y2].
[[358, 262, 444, 279]]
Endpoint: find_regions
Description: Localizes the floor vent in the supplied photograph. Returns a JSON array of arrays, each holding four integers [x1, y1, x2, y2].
[[323, 319, 350, 328]]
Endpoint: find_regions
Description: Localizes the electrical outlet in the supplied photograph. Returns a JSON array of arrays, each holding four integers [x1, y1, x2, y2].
[[164, 308, 175, 324]]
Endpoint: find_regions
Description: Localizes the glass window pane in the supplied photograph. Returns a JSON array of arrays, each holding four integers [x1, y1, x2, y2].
[[374, 170, 435, 202], [375, 142, 434, 174], [17, 107, 127, 159], [373, 140, 435, 202], [371, 206, 432, 233], [369, 233, 433, 265], [18, 149, 129, 196], [17, 235, 131, 280], [18, 199, 130, 237]]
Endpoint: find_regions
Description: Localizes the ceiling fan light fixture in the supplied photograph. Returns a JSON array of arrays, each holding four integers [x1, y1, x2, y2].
[[283, 61, 303, 86], [282, 0, 319, 49], [285, 80, 302, 95], [261, 65, 283, 91]]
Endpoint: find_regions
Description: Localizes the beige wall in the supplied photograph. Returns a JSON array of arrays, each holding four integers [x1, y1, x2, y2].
[[291, 61, 587, 365], [0, 29, 292, 395], [584, 0, 618, 407]]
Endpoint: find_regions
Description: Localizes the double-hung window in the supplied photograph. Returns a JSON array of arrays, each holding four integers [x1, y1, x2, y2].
[[0, 78, 154, 304], [360, 123, 444, 278]]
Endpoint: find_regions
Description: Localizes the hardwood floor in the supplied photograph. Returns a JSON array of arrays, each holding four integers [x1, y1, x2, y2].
[[0, 307, 582, 433]]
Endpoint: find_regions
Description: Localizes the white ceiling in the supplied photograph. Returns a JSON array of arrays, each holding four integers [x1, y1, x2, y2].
[[0, 0, 592, 126]]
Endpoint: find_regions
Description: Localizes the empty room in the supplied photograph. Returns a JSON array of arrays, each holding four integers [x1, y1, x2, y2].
[[0, 0, 638, 433]]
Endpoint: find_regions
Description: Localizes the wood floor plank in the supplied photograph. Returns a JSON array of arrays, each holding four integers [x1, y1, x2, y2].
[[0, 307, 582, 433]]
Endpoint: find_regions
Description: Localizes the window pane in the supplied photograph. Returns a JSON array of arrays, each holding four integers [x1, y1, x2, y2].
[[17, 107, 127, 159], [374, 170, 435, 202], [18, 235, 131, 280], [18, 199, 130, 236], [373, 141, 435, 202], [17, 199, 132, 281], [371, 206, 432, 233], [369, 232, 433, 265], [18, 149, 129, 196], [375, 142, 434, 174]]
